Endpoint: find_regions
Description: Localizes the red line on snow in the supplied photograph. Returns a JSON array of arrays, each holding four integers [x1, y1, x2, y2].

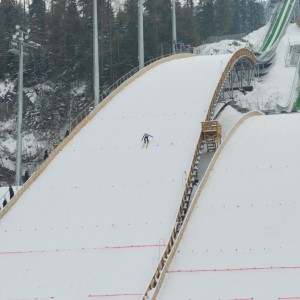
[[0, 244, 165, 256], [224, 298, 253, 300], [7, 298, 54, 300], [167, 265, 300, 273], [88, 294, 142, 298]]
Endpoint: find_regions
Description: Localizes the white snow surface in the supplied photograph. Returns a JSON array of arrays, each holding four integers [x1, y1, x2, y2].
[[70, 82, 87, 95], [156, 113, 300, 300], [244, 23, 270, 50], [195, 24, 268, 56], [0, 130, 41, 171], [0, 54, 233, 300], [0, 80, 14, 98], [24, 87, 38, 104]]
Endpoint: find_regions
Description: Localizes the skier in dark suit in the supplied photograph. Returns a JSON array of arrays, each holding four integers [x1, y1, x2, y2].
[[141, 133, 153, 147]]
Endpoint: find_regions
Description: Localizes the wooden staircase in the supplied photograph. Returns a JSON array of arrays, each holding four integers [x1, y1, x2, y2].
[[201, 120, 222, 152]]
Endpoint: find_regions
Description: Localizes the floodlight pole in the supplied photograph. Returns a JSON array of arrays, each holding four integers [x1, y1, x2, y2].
[[93, 0, 100, 106], [138, 0, 144, 70], [172, 0, 177, 54], [16, 30, 24, 187], [9, 26, 40, 187]]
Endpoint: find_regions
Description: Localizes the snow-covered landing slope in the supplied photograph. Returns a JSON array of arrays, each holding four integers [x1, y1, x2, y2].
[[0, 54, 233, 300], [156, 113, 300, 300]]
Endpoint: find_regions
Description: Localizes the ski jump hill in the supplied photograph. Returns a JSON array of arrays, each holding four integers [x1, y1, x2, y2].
[[0, 50, 255, 299], [0, 1, 300, 299]]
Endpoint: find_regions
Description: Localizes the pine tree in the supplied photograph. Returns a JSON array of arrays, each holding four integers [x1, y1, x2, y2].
[[118, 0, 139, 71], [246, 0, 265, 32], [215, 0, 232, 35], [195, 0, 215, 41], [27, 0, 48, 85], [65, 0, 82, 83], [0, 0, 23, 80], [239, 0, 248, 32], [144, 0, 173, 58], [177, 0, 198, 46], [48, 0, 67, 79], [98, 0, 116, 88], [76, 0, 93, 87], [29, 0, 46, 36], [230, 0, 241, 34]]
